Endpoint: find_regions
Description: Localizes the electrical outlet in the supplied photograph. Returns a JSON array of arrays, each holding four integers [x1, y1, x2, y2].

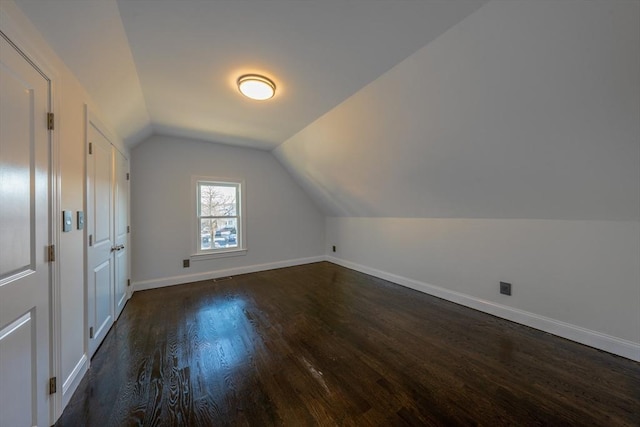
[[183, 259, 190, 268], [500, 281, 512, 296], [332, 245, 336, 252]]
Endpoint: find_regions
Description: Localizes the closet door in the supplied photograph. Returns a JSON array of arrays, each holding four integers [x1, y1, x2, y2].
[[113, 149, 129, 319], [0, 31, 52, 427], [86, 113, 130, 358], [86, 118, 114, 358]]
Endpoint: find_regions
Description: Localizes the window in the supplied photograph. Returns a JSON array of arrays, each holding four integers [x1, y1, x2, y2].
[[195, 179, 245, 257]]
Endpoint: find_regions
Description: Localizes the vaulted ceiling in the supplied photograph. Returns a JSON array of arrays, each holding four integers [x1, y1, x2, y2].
[[13, 0, 485, 149], [12, 0, 640, 221]]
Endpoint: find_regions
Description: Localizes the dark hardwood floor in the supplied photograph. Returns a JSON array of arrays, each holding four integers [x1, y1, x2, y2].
[[55, 262, 640, 426]]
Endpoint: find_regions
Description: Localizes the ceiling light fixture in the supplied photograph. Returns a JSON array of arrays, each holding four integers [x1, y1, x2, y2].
[[237, 74, 276, 100]]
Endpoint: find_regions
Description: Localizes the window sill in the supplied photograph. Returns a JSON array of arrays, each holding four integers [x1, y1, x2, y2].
[[191, 248, 247, 261]]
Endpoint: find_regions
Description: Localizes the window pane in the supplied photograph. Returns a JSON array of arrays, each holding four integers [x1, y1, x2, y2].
[[196, 179, 242, 253], [200, 219, 213, 250], [199, 184, 237, 217], [213, 218, 238, 249]]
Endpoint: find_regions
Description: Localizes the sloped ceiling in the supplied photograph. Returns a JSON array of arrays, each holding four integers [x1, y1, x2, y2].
[[13, 0, 485, 149], [11, 0, 152, 146], [274, 0, 640, 220], [11, 0, 639, 221]]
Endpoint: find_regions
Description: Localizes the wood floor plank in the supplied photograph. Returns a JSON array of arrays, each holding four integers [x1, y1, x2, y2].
[[55, 262, 640, 426]]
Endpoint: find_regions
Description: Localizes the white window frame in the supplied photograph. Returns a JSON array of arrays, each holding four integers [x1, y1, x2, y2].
[[191, 176, 247, 260]]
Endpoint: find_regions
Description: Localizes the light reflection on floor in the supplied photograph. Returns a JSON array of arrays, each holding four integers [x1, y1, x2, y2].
[[195, 297, 258, 379]]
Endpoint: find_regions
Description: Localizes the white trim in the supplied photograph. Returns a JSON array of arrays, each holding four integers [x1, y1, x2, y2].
[[133, 255, 324, 292], [191, 248, 248, 260], [133, 253, 640, 361], [326, 256, 640, 362], [82, 104, 90, 376], [62, 355, 88, 401], [0, 312, 31, 341], [192, 176, 247, 255], [0, 6, 57, 79], [87, 107, 118, 147], [49, 59, 63, 427]]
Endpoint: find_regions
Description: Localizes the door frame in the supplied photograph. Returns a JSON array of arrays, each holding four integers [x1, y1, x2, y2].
[[85, 106, 115, 359], [113, 147, 131, 319], [0, 10, 61, 424]]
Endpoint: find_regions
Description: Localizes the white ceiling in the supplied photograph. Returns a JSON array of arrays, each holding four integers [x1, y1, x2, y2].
[[13, 0, 485, 149]]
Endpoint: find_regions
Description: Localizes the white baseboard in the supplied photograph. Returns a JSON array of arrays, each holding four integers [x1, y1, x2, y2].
[[326, 256, 640, 362], [132, 255, 325, 292], [131, 254, 639, 361], [62, 354, 88, 406]]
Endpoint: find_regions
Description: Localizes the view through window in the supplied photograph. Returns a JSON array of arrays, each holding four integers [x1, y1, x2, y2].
[[197, 181, 241, 252]]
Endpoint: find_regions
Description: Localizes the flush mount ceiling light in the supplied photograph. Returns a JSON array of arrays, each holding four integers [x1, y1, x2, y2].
[[237, 74, 276, 100]]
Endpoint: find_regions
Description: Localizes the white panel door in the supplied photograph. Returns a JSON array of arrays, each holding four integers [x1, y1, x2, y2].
[[113, 149, 129, 318], [0, 33, 51, 426], [86, 121, 114, 358]]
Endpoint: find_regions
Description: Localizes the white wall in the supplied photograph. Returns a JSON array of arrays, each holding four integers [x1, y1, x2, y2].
[[327, 218, 640, 359], [275, 1, 640, 359], [1, 0, 129, 420], [130, 135, 325, 289]]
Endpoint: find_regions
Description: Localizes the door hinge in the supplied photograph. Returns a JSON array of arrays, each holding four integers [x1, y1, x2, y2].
[[88, 142, 93, 155], [127, 226, 130, 233], [89, 326, 94, 339], [89, 234, 93, 246], [126, 172, 130, 181], [49, 377, 57, 394], [47, 112, 54, 130], [127, 279, 131, 287], [47, 245, 55, 262]]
